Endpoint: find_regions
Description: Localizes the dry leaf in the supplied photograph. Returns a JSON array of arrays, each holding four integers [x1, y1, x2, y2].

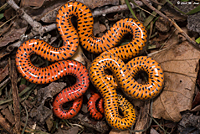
[[150, 128, 159, 134], [4, 8, 15, 20], [1, 108, 15, 126], [41, 6, 60, 23], [79, 116, 109, 133], [0, 20, 27, 48], [55, 126, 80, 134], [37, 82, 66, 104], [77, 0, 119, 9], [155, 17, 170, 33], [192, 91, 200, 108], [150, 41, 199, 122], [46, 115, 54, 132], [109, 129, 129, 134], [29, 105, 52, 124], [93, 21, 107, 36], [21, 0, 45, 8], [29, 82, 66, 124], [26, 1, 66, 21], [71, 46, 86, 65], [178, 112, 200, 133]]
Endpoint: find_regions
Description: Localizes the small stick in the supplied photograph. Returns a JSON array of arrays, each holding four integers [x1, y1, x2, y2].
[[7, 0, 55, 36], [141, 0, 200, 50], [9, 58, 21, 134], [93, 1, 146, 17]]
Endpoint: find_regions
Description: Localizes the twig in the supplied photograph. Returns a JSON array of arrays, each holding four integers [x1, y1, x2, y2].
[[92, 0, 146, 17], [21, 105, 28, 134], [0, 15, 17, 28], [130, 0, 156, 17], [0, 83, 36, 105], [0, 3, 8, 12], [0, 77, 10, 89], [7, 0, 55, 36], [8, 58, 21, 134], [141, 0, 200, 50]]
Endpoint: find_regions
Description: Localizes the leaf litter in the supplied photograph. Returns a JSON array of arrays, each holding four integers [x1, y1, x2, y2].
[[30, 82, 66, 125]]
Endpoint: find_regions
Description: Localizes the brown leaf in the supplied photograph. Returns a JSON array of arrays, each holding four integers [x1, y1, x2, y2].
[[150, 128, 159, 134], [0, 113, 13, 133], [18, 84, 27, 93], [187, 10, 200, 34], [155, 17, 171, 33], [21, 0, 45, 8], [29, 105, 52, 124], [0, 20, 27, 47], [37, 82, 66, 104], [46, 115, 54, 132], [55, 126, 81, 134], [109, 129, 129, 134], [1, 108, 15, 126], [79, 115, 109, 133], [77, 0, 119, 9], [27, 1, 67, 22], [150, 41, 200, 122], [179, 112, 200, 132], [81, 104, 88, 113], [4, 8, 15, 20], [41, 6, 60, 23], [93, 21, 107, 36], [29, 82, 66, 124]]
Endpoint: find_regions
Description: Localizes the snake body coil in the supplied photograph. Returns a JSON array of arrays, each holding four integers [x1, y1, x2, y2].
[[89, 55, 164, 130], [87, 93, 104, 120], [16, 1, 163, 129], [15, 41, 90, 119]]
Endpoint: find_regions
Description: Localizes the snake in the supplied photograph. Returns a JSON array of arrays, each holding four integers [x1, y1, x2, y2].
[[87, 93, 104, 120], [15, 1, 164, 129], [89, 55, 164, 130], [15, 40, 90, 119]]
